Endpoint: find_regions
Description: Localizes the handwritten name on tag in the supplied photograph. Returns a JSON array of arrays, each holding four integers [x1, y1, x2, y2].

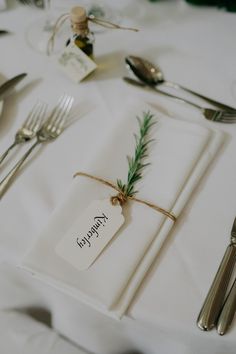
[[58, 42, 97, 83], [55, 199, 124, 270]]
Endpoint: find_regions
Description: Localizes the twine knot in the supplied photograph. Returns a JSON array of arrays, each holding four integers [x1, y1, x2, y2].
[[110, 193, 127, 206], [73, 172, 177, 222]]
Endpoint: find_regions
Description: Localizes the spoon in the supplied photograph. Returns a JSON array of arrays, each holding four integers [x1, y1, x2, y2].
[[125, 55, 236, 112]]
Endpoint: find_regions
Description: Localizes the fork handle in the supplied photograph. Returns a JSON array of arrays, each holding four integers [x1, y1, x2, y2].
[[123, 77, 202, 110], [163, 81, 236, 112], [197, 244, 236, 331], [217, 277, 236, 335], [0, 140, 39, 198], [0, 141, 18, 166]]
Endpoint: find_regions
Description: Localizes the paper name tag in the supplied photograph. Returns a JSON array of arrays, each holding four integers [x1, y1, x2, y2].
[[55, 199, 124, 270], [58, 42, 97, 83]]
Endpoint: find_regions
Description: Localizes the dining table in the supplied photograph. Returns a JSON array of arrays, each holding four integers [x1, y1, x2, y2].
[[0, 1, 236, 353]]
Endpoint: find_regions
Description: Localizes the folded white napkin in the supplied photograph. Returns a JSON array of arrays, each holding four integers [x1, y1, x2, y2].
[[22, 102, 224, 318]]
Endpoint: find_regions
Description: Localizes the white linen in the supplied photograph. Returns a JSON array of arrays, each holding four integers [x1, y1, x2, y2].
[[22, 102, 224, 318], [0, 310, 89, 354], [0, 2, 236, 353]]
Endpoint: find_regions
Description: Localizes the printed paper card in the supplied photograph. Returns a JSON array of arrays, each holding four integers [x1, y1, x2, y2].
[[58, 42, 97, 83], [56, 199, 124, 270]]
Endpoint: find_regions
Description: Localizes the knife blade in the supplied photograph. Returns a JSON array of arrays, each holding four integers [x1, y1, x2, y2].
[[0, 30, 10, 36], [0, 73, 27, 101], [197, 217, 236, 331]]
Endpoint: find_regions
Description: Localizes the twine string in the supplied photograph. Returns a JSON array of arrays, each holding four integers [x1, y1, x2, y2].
[[88, 15, 139, 32], [74, 172, 176, 222], [47, 13, 138, 55], [47, 13, 70, 55]]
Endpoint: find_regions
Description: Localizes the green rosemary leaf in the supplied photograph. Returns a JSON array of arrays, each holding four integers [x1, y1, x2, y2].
[[117, 111, 156, 198]]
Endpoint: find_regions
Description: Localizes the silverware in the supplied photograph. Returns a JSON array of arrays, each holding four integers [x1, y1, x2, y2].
[[123, 77, 236, 123], [197, 218, 236, 331], [0, 101, 47, 167], [217, 278, 236, 335], [0, 73, 27, 101], [0, 30, 10, 36], [0, 94, 74, 198], [125, 56, 236, 112], [18, 0, 44, 8]]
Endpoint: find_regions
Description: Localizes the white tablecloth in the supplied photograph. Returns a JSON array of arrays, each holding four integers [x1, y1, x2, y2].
[[0, 1, 236, 353], [0, 309, 89, 354]]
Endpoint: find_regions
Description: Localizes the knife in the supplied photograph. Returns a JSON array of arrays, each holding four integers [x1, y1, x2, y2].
[[0, 30, 10, 36], [197, 217, 236, 331], [0, 73, 27, 101], [217, 277, 236, 335]]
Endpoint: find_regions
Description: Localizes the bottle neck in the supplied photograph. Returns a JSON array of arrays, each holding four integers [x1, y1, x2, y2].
[[71, 19, 89, 37]]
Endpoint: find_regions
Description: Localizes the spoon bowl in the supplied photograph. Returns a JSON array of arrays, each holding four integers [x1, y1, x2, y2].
[[125, 55, 164, 85]]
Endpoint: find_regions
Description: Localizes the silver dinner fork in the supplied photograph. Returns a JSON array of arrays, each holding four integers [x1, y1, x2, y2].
[[18, 0, 44, 7], [0, 101, 47, 167], [0, 94, 74, 198], [123, 77, 236, 123]]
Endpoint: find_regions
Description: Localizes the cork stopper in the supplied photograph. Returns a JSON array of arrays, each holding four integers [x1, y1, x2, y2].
[[70, 6, 87, 24]]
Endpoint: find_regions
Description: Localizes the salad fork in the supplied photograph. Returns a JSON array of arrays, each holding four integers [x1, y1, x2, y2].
[[123, 77, 236, 123], [0, 94, 74, 198], [0, 101, 47, 167]]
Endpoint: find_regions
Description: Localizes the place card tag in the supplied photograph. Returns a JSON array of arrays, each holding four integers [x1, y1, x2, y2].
[[55, 199, 124, 270], [58, 42, 97, 83]]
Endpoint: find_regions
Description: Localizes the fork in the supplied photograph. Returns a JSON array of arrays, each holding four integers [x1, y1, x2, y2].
[[18, 0, 44, 7], [123, 77, 236, 123], [0, 101, 47, 167], [0, 94, 74, 198]]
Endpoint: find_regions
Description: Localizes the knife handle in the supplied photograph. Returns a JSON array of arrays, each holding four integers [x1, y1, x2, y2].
[[197, 244, 236, 331], [217, 278, 236, 335]]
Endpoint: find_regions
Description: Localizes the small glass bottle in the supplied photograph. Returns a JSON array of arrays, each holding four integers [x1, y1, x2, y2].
[[66, 6, 94, 59]]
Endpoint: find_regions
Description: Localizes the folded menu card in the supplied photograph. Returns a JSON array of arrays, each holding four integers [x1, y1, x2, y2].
[[22, 102, 224, 318]]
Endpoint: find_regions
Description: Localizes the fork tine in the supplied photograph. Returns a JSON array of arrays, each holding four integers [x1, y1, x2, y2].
[[31, 103, 47, 132], [220, 111, 236, 117], [27, 102, 47, 131], [219, 116, 236, 123], [46, 95, 74, 132], [45, 94, 69, 128], [53, 96, 74, 130], [22, 101, 42, 128]]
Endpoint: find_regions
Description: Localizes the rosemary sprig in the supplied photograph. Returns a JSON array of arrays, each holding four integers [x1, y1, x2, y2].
[[117, 111, 156, 198]]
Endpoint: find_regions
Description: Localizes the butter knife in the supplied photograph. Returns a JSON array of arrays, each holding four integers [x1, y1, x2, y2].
[[217, 278, 236, 335], [197, 217, 236, 331], [0, 73, 27, 101]]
